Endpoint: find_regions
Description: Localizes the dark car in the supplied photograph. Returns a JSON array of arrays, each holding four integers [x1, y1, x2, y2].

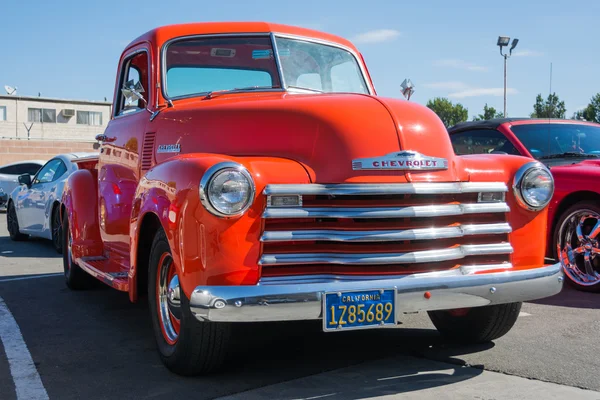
[[448, 118, 600, 292]]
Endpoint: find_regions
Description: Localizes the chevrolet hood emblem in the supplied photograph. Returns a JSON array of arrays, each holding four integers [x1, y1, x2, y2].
[[352, 151, 448, 171]]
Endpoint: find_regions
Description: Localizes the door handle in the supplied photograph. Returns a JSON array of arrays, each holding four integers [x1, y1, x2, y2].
[[95, 134, 116, 143]]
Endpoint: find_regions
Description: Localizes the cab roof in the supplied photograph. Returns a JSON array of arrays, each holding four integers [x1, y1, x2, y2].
[[127, 22, 358, 53]]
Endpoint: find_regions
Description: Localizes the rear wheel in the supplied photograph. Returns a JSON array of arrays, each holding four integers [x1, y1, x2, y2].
[[51, 205, 63, 254], [148, 229, 231, 376], [554, 202, 600, 292], [6, 202, 28, 241], [428, 302, 522, 343], [62, 212, 93, 290]]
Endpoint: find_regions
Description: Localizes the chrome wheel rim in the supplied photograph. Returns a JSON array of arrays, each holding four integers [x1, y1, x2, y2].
[[157, 253, 180, 345], [558, 209, 600, 286]]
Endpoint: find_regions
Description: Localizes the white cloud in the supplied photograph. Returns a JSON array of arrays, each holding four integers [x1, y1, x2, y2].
[[511, 49, 544, 57], [423, 81, 468, 91], [449, 87, 518, 99], [352, 29, 401, 44], [424, 81, 518, 99], [434, 59, 487, 72]]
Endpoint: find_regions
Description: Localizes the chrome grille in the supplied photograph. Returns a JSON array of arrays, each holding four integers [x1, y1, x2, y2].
[[260, 182, 512, 278]]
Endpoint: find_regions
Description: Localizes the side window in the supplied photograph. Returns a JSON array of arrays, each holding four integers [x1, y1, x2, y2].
[[33, 160, 64, 185], [0, 166, 14, 174], [450, 129, 520, 156], [15, 163, 43, 176], [116, 51, 150, 116]]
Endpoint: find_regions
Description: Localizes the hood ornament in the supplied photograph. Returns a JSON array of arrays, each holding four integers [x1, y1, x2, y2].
[[352, 150, 448, 171]]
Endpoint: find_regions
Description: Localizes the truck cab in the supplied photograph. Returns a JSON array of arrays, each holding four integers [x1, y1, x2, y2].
[[61, 22, 563, 376]]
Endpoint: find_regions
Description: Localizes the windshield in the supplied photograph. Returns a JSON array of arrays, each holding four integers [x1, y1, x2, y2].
[[164, 35, 369, 98], [274, 37, 369, 94], [511, 123, 600, 158]]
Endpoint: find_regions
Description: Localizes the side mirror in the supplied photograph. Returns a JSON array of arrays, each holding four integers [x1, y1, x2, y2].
[[18, 174, 32, 187]]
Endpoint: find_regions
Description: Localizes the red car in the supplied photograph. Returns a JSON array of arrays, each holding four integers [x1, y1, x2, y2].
[[449, 118, 600, 292]]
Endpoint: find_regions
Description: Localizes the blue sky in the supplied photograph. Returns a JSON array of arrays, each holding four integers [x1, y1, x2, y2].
[[1, 0, 598, 119]]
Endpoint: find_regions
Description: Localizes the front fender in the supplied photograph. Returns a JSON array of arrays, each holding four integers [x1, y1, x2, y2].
[[130, 154, 310, 299], [457, 154, 550, 271]]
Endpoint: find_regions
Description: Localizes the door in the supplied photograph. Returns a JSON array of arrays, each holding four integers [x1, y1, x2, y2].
[[98, 46, 151, 258], [17, 159, 65, 232]]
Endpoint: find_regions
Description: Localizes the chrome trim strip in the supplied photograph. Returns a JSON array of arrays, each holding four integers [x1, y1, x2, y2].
[[264, 182, 508, 196], [189, 263, 564, 322], [259, 242, 513, 266], [257, 263, 514, 285], [262, 202, 510, 219], [261, 222, 511, 242]]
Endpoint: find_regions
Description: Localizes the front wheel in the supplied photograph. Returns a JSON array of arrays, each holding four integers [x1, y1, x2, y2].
[[428, 302, 522, 343], [554, 201, 600, 292], [7, 202, 28, 241], [148, 229, 231, 376]]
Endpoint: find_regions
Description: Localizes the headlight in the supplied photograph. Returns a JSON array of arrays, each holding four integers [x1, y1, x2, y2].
[[200, 162, 255, 217], [513, 162, 554, 211]]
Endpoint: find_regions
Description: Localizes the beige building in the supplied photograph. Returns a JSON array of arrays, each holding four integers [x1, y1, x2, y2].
[[0, 95, 111, 141]]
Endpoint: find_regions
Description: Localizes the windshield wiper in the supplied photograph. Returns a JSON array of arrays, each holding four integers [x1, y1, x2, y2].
[[285, 85, 323, 93], [538, 152, 600, 160], [204, 86, 279, 99]]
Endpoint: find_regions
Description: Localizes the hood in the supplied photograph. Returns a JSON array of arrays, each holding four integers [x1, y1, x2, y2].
[[550, 159, 600, 180], [153, 92, 463, 183]]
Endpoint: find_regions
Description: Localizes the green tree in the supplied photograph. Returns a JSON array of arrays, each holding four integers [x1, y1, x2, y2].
[[426, 97, 468, 127], [530, 93, 567, 119], [473, 104, 504, 121], [573, 93, 600, 123]]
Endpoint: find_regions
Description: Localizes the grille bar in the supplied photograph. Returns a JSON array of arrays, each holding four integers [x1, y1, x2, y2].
[[259, 242, 513, 266], [264, 182, 508, 196], [258, 263, 514, 284], [263, 203, 509, 219], [261, 222, 511, 243]]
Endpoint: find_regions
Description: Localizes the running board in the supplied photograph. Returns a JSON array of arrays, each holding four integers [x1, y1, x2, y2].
[[77, 257, 129, 292]]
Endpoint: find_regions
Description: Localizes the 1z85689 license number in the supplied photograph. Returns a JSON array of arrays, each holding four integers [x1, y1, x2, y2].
[[323, 289, 396, 332]]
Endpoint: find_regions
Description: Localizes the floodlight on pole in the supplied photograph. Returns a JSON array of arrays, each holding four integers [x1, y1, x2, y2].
[[497, 36, 519, 117]]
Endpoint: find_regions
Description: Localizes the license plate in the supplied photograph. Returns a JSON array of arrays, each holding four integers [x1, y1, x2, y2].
[[323, 289, 396, 332]]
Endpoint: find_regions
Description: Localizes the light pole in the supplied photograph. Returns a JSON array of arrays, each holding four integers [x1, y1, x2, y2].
[[497, 36, 519, 117]]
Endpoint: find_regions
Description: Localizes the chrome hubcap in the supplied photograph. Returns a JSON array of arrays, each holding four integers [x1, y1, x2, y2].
[[157, 254, 180, 344], [558, 210, 600, 285]]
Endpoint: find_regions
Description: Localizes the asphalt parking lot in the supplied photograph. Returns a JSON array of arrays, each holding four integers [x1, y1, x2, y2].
[[0, 216, 599, 400]]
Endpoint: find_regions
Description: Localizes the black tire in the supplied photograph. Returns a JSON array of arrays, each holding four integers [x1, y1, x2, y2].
[[6, 202, 28, 241], [148, 229, 231, 376], [51, 204, 63, 254], [428, 302, 522, 343], [62, 212, 93, 290], [553, 201, 600, 293]]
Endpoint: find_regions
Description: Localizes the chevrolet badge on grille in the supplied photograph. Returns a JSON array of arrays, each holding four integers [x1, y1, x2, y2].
[[352, 151, 448, 171]]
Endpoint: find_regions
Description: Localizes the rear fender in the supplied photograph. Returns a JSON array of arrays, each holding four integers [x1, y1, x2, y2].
[[62, 169, 103, 259], [129, 154, 310, 302]]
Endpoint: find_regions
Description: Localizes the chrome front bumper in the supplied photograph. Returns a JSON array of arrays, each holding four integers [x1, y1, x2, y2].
[[189, 263, 564, 322]]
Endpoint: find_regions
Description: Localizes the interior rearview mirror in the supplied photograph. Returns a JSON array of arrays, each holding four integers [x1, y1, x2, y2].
[[18, 174, 32, 187]]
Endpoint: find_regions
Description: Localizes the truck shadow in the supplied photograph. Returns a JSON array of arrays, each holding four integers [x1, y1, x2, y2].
[[0, 275, 488, 399]]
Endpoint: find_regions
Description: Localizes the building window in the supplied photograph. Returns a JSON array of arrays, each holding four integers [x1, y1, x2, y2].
[[28, 108, 56, 123], [77, 111, 103, 126], [0, 106, 6, 121]]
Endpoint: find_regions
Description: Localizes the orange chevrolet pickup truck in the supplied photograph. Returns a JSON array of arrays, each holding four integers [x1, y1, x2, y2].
[[61, 22, 563, 375]]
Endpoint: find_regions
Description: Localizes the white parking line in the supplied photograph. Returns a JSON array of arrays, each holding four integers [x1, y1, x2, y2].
[[0, 273, 62, 283], [0, 296, 49, 400]]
